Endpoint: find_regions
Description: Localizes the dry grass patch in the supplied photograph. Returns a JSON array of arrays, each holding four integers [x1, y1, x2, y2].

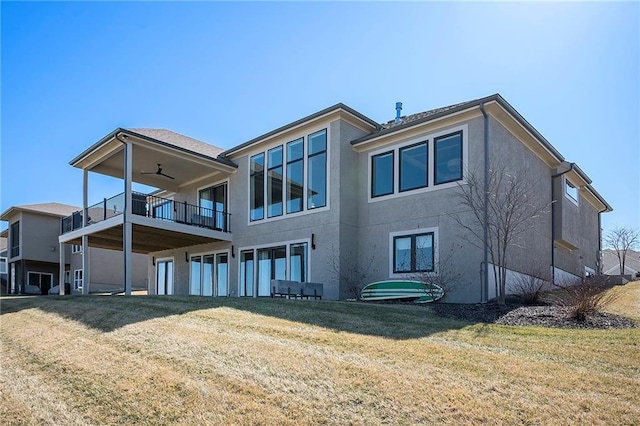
[[603, 280, 640, 320], [1, 295, 639, 425]]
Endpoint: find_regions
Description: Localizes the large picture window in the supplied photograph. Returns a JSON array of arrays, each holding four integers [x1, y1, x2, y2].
[[371, 151, 394, 197], [267, 146, 284, 218], [399, 142, 427, 192], [393, 232, 434, 273], [307, 130, 327, 209], [434, 132, 462, 185], [250, 154, 265, 221], [286, 138, 304, 214], [249, 129, 327, 221]]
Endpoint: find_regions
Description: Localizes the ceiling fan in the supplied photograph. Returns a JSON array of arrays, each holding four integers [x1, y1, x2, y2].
[[141, 164, 175, 180]]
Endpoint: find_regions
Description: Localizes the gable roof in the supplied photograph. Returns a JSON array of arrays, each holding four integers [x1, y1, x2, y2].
[[602, 249, 640, 274], [1, 202, 81, 221], [70, 128, 237, 169]]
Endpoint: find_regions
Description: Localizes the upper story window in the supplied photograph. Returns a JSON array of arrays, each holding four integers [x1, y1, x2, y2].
[[369, 127, 466, 202], [72, 245, 83, 254], [10, 221, 19, 258], [372, 151, 394, 197], [564, 178, 579, 205], [434, 131, 463, 185], [250, 129, 327, 222], [400, 142, 428, 192]]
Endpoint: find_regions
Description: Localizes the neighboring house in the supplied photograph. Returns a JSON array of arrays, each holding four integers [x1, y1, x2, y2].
[[602, 249, 640, 277], [0, 203, 146, 295], [58, 94, 612, 302], [0, 235, 8, 293]]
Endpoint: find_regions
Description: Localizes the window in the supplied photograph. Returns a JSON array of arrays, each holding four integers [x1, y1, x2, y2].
[[267, 146, 284, 217], [190, 253, 227, 296], [307, 130, 327, 209], [72, 245, 82, 254], [286, 138, 304, 214], [249, 129, 327, 221], [400, 142, 427, 192], [200, 183, 227, 230], [240, 250, 254, 297], [565, 179, 579, 204], [369, 127, 466, 201], [393, 232, 434, 273], [240, 241, 309, 297], [28, 272, 53, 293], [65, 271, 71, 285], [250, 153, 265, 221], [10, 221, 19, 258], [156, 259, 174, 295], [74, 269, 83, 291], [372, 151, 394, 197], [434, 131, 462, 185], [0, 257, 7, 274]]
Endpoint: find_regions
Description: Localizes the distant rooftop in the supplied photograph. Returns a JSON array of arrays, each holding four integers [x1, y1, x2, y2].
[[1, 202, 80, 220]]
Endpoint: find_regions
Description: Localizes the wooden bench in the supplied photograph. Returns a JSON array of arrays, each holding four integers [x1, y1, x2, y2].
[[271, 280, 323, 300]]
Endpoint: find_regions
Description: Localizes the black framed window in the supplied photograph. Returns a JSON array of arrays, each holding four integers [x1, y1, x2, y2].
[[393, 232, 434, 273], [434, 131, 463, 185], [371, 151, 394, 197], [307, 130, 327, 209], [565, 179, 579, 203], [399, 142, 427, 192], [250, 153, 265, 221], [267, 146, 283, 218], [286, 138, 304, 214], [10, 221, 19, 258]]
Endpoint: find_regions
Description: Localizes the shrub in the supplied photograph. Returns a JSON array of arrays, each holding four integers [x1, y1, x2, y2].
[[551, 276, 619, 321], [512, 268, 549, 305]]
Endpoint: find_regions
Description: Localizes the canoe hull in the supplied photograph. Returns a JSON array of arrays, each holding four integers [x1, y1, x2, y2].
[[361, 280, 444, 303]]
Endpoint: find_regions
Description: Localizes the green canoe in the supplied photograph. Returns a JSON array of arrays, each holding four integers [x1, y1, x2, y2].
[[361, 280, 444, 303]]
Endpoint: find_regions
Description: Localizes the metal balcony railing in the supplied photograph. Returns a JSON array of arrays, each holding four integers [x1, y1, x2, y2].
[[61, 192, 231, 234]]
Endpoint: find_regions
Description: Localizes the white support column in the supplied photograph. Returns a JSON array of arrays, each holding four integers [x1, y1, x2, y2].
[[59, 242, 65, 296], [82, 235, 89, 295], [82, 168, 89, 295], [124, 141, 133, 295]]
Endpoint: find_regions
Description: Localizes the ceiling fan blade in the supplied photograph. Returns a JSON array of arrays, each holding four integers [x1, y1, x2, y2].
[[159, 172, 175, 180]]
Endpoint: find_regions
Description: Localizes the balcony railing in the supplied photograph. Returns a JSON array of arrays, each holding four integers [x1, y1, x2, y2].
[[61, 192, 231, 234]]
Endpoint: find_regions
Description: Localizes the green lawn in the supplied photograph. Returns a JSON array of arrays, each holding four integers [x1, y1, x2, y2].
[[1, 283, 638, 425]]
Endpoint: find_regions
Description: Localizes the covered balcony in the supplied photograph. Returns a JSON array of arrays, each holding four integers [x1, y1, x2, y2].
[[58, 127, 237, 295]]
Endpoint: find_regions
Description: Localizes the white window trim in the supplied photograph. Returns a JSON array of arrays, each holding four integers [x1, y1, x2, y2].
[[388, 227, 439, 278], [563, 176, 579, 206], [27, 271, 54, 289], [188, 249, 231, 296], [73, 269, 83, 291], [236, 238, 312, 297], [247, 125, 330, 226], [368, 124, 468, 203], [72, 245, 83, 254]]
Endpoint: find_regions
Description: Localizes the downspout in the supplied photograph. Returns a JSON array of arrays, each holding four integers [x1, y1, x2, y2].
[[551, 162, 575, 286], [479, 103, 489, 303]]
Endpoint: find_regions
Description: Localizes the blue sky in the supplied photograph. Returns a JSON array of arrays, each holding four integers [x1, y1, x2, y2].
[[1, 1, 638, 233]]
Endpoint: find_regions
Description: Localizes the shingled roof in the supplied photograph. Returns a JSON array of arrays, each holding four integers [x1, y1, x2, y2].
[[1, 202, 81, 220], [380, 101, 473, 130], [126, 128, 226, 159]]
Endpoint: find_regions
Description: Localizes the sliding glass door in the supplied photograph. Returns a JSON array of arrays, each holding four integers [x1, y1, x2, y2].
[[257, 246, 286, 297], [190, 252, 228, 296], [156, 260, 174, 295]]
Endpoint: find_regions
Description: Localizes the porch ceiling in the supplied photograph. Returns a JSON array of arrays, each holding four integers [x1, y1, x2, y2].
[[64, 224, 219, 254], [72, 129, 237, 192]]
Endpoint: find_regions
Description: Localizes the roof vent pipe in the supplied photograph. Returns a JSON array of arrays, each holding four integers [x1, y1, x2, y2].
[[395, 102, 403, 124]]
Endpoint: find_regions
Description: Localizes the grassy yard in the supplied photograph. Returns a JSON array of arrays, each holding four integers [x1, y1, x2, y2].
[[1, 283, 638, 425]]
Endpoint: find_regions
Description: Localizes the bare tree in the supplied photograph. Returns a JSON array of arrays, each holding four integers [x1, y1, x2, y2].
[[328, 246, 377, 300], [512, 265, 551, 305], [403, 243, 462, 302], [450, 164, 551, 305], [604, 226, 640, 276]]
